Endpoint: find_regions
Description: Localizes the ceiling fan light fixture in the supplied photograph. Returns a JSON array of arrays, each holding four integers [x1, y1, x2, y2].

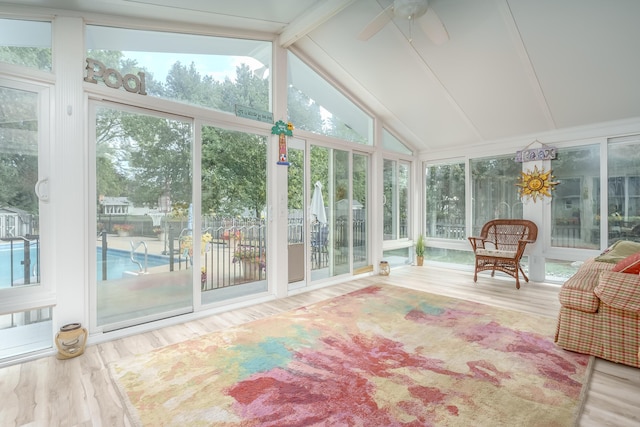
[[394, 0, 429, 20]]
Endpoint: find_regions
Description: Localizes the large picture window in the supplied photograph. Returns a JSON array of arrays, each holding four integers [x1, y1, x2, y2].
[[288, 52, 372, 145], [85, 25, 272, 115]]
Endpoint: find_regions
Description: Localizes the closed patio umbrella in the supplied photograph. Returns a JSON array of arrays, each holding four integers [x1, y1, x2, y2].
[[310, 181, 327, 224]]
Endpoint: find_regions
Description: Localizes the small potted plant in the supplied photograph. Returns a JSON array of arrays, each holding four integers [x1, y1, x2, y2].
[[415, 234, 425, 266], [113, 223, 134, 237]]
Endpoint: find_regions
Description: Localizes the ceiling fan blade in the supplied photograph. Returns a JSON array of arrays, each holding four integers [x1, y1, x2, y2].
[[357, 4, 394, 41], [418, 7, 449, 45]]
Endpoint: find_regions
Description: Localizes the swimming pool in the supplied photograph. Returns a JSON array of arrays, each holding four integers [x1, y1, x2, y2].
[[0, 244, 171, 289], [0, 241, 39, 288], [96, 248, 171, 281]]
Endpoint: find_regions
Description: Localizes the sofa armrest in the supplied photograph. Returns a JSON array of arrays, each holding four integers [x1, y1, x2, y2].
[[594, 271, 640, 312]]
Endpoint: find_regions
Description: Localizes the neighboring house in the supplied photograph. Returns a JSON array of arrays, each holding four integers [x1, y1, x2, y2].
[[0, 206, 33, 239], [99, 197, 130, 215]]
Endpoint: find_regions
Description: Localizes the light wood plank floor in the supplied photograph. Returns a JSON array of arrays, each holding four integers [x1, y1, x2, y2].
[[1, 266, 639, 426]]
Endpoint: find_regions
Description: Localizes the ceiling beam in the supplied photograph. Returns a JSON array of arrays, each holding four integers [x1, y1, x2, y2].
[[279, 0, 357, 48]]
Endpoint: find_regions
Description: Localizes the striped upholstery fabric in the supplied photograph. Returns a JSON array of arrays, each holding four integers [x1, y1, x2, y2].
[[555, 258, 640, 368]]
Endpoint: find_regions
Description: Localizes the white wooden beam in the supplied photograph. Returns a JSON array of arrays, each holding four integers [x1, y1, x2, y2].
[[279, 0, 357, 48]]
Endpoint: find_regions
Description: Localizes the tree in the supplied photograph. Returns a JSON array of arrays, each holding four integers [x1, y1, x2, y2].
[[0, 86, 39, 214], [201, 126, 266, 217], [0, 46, 51, 70]]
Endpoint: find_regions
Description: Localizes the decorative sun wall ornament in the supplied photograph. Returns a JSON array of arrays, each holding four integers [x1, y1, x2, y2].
[[516, 165, 559, 202], [271, 120, 294, 166]]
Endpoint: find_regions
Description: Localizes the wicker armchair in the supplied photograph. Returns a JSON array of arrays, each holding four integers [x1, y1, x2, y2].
[[468, 219, 538, 289]]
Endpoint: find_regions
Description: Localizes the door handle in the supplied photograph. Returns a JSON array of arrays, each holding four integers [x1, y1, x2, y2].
[[35, 177, 50, 202]]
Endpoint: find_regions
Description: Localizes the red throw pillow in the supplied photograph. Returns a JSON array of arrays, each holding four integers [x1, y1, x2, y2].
[[612, 252, 640, 274]]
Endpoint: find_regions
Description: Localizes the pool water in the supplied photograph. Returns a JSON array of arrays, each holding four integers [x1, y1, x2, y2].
[[96, 248, 170, 280], [0, 244, 171, 289], [0, 241, 38, 288]]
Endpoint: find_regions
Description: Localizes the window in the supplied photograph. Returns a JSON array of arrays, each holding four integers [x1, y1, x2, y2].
[[425, 161, 465, 240], [383, 129, 412, 155], [287, 52, 372, 144], [352, 153, 369, 270], [0, 81, 51, 362], [85, 25, 272, 114], [607, 135, 640, 246], [92, 104, 193, 330], [383, 159, 409, 240], [470, 156, 522, 234], [200, 125, 268, 302], [550, 144, 599, 249], [0, 18, 52, 71]]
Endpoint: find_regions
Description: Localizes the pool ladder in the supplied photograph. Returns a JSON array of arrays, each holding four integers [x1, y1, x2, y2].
[[130, 241, 149, 274]]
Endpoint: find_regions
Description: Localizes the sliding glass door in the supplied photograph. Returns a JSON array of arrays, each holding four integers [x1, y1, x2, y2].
[[0, 81, 52, 359], [91, 103, 193, 331], [310, 145, 369, 280], [199, 125, 268, 303]]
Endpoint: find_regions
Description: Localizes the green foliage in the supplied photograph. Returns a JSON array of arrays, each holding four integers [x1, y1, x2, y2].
[[201, 126, 267, 217], [415, 234, 425, 257], [0, 46, 51, 71]]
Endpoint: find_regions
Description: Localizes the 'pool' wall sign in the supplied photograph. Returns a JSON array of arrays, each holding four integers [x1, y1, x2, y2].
[[84, 58, 147, 95]]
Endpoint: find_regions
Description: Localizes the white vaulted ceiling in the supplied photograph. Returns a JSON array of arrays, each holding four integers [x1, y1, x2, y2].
[[4, 0, 640, 154]]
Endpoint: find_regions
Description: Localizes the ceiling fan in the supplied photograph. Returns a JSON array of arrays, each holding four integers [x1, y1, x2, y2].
[[357, 0, 449, 45]]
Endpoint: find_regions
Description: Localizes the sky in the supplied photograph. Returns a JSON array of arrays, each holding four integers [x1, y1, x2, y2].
[[123, 51, 265, 84]]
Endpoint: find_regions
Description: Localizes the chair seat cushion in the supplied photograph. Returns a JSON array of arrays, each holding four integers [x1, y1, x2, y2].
[[475, 249, 517, 259], [559, 259, 615, 312]]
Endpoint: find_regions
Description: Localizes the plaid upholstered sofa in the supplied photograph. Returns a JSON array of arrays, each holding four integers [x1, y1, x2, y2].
[[555, 241, 640, 368]]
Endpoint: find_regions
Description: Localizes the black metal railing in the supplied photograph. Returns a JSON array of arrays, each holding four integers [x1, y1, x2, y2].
[[0, 235, 40, 288]]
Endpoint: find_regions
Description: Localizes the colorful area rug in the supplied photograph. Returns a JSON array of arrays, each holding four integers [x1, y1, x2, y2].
[[109, 284, 592, 426]]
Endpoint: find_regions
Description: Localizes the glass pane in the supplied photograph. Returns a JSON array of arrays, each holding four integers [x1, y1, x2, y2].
[[382, 247, 410, 268], [287, 146, 305, 285], [310, 145, 330, 280], [353, 153, 368, 270], [288, 52, 372, 145], [86, 25, 271, 114], [425, 247, 475, 267], [309, 145, 352, 279], [383, 129, 412, 155], [550, 144, 599, 249], [545, 258, 582, 283], [0, 307, 52, 359], [399, 161, 409, 239], [470, 156, 522, 234], [200, 126, 267, 302], [608, 136, 640, 246], [383, 159, 397, 240], [95, 106, 193, 328], [0, 18, 52, 71], [0, 86, 40, 290], [333, 149, 350, 276], [425, 162, 466, 240]]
